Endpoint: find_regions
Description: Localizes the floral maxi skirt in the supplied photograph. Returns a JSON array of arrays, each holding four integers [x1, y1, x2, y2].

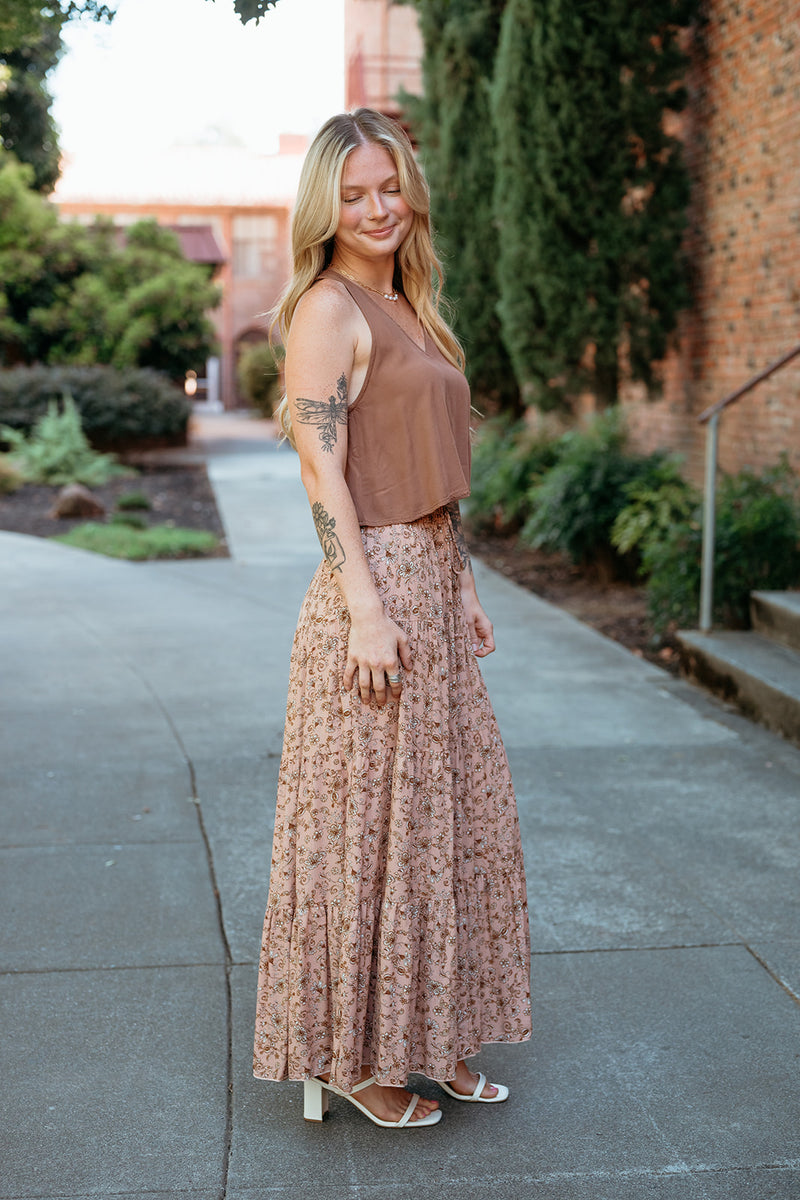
[[253, 508, 532, 1092]]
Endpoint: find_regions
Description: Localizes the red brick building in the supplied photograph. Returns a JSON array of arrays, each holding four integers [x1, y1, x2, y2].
[[605, 1, 799, 479], [345, 0, 423, 117], [54, 139, 306, 409]]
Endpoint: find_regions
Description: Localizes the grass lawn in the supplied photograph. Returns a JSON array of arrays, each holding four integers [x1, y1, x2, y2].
[[53, 521, 220, 560]]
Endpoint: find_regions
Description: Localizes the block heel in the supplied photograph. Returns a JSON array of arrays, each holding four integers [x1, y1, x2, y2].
[[303, 1078, 329, 1122], [304, 1075, 441, 1128]]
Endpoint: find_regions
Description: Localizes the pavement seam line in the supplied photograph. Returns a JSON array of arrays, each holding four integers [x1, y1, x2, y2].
[[61, 610, 236, 1200], [127, 670, 236, 1200], [643, 845, 800, 1008], [530, 940, 744, 956], [0, 961, 239, 977], [744, 943, 800, 1008]]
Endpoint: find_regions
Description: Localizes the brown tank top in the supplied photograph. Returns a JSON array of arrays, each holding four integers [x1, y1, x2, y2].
[[323, 270, 471, 527]]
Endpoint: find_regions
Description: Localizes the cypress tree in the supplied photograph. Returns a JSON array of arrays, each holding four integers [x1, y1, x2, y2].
[[492, 0, 698, 410], [408, 0, 519, 411]]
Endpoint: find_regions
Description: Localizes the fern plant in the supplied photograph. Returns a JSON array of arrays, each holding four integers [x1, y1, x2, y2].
[[611, 457, 700, 561], [0, 393, 131, 486], [466, 417, 561, 533], [522, 409, 647, 565]]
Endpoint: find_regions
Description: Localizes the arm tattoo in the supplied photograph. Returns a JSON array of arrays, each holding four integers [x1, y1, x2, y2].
[[294, 373, 348, 453], [446, 501, 473, 576], [312, 501, 346, 573]]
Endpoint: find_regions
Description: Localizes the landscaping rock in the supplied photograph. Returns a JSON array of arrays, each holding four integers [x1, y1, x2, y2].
[[50, 483, 106, 519]]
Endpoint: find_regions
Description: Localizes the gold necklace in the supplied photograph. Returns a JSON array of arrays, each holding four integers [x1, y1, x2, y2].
[[335, 266, 399, 302]]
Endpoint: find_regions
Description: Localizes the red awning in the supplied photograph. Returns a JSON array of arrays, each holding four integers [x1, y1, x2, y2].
[[165, 224, 228, 265]]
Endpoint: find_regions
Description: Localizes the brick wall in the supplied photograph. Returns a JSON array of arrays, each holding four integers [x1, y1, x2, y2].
[[621, 0, 800, 483]]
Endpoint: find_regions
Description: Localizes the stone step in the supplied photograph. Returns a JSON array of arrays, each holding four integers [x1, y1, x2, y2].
[[677, 628, 800, 746], [751, 590, 800, 654]]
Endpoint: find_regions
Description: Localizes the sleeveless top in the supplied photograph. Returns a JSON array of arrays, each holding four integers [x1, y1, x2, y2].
[[322, 270, 471, 527]]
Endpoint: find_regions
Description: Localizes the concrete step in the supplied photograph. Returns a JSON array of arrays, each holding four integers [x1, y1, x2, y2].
[[677, 628, 800, 746], [751, 590, 800, 654]]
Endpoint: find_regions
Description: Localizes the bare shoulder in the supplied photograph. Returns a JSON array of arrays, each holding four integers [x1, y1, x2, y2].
[[292, 278, 359, 340]]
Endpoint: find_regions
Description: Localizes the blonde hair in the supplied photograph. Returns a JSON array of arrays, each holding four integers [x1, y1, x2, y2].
[[273, 108, 465, 440]]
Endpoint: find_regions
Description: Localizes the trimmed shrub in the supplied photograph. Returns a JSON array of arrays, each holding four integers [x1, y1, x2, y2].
[[645, 460, 800, 631], [0, 365, 190, 449], [237, 342, 284, 416]]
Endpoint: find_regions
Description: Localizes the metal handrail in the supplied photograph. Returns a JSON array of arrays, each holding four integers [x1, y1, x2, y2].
[[697, 343, 800, 633]]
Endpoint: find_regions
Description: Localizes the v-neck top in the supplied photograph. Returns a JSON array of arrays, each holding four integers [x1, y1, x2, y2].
[[321, 269, 471, 527]]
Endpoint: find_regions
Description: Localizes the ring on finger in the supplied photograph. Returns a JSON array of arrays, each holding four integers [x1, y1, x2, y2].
[[387, 672, 401, 684]]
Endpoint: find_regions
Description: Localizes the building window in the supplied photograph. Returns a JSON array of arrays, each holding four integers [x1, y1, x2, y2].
[[232, 214, 278, 279]]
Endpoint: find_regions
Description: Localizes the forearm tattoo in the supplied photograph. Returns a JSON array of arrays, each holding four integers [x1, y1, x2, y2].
[[312, 501, 346, 573], [446, 501, 473, 575], [294, 374, 348, 453]]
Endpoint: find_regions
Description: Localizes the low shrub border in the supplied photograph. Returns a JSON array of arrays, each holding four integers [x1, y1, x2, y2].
[[466, 409, 800, 634], [0, 365, 191, 451]]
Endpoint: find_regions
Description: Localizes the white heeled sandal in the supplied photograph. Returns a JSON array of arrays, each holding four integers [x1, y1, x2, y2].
[[438, 1071, 509, 1103], [303, 1076, 442, 1127]]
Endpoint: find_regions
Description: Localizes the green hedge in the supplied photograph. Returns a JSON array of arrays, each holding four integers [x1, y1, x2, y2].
[[0, 365, 191, 449]]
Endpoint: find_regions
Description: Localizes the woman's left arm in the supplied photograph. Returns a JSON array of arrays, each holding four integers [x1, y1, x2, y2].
[[446, 501, 496, 658]]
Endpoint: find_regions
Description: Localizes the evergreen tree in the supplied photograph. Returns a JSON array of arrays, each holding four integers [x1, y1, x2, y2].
[[409, 0, 519, 411], [492, 0, 698, 410]]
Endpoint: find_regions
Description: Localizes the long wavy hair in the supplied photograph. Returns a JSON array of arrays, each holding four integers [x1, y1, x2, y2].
[[273, 108, 465, 440]]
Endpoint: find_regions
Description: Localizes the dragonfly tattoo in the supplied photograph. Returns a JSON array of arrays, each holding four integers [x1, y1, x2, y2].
[[294, 374, 348, 453], [312, 501, 346, 573]]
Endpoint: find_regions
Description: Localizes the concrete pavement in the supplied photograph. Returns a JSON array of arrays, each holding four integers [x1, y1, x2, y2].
[[2, 411, 799, 1199]]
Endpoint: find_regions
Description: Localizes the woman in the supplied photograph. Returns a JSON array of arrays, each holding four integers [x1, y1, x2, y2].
[[253, 108, 531, 1130]]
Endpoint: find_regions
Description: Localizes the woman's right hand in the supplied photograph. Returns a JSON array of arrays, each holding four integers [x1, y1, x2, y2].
[[344, 609, 413, 706]]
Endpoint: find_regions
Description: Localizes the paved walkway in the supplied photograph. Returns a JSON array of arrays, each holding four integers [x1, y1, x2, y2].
[[2, 412, 799, 1199]]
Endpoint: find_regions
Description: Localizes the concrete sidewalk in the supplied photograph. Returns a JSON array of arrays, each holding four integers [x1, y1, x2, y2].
[[2, 412, 799, 1199]]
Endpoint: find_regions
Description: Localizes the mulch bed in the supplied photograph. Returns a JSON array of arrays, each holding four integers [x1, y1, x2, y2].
[[0, 462, 229, 557], [468, 529, 681, 674]]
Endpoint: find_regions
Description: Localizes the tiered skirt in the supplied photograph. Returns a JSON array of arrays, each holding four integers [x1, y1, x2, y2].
[[253, 508, 532, 1092]]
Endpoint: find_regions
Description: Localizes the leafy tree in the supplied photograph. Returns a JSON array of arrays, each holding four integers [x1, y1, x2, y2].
[[0, 152, 62, 359], [492, 0, 698, 411], [37, 220, 222, 376], [204, 0, 280, 24], [0, 151, 220, 377], [0, 2, 113, 54], [0, 3, 114, 193], [408, 0, 518, 412], [0, 12, 63, 192]]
